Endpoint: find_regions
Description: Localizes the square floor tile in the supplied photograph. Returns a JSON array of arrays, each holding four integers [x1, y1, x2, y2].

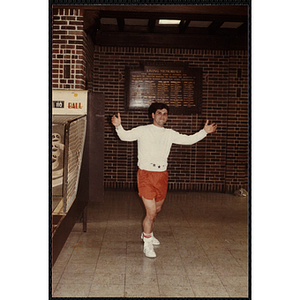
[[126, 272, 158, 285], [63, 262, 96, 274], [59, 271, 95, 284], [92, 272, 125, 285], [218, 275, 248, 297], [89, 284, 125, 297], [53, 283, 92, 297], [159, 285, 195, 297], [157, 274, 191, 287], [125, 284, 160, 297], [188, 274, 229, 297]]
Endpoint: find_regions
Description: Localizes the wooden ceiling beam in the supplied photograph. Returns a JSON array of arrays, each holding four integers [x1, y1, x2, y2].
[[148, 19, 156, 33], [95, 31, 247, 50], [117, 18, 125, 32], [208, 21, 224, 34], [95, 11, 247, 23], [179, 20, 191, 34], [237, 22, 248, 35], [55, 5, 248, 16]]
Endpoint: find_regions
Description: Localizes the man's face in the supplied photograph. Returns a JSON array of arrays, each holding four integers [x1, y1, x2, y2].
[[152, 108, 168, 127]]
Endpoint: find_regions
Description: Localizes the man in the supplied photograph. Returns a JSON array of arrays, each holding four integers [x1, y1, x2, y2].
[[111, 103, 217, 258]]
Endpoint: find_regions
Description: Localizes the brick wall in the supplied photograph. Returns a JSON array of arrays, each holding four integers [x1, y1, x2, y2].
[[52, 8, 94, 90], [93, 46, 249, 193], [226, 55, 249, 192]]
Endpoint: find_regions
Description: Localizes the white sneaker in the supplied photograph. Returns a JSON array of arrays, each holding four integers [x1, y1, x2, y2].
[[143, 237, 156, 258], [141, 232, 160, 245]]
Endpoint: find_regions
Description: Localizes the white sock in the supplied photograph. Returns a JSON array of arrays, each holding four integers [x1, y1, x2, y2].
[[143, 232, 152, 238]]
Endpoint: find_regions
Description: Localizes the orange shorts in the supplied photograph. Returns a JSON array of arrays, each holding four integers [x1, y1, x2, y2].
[[137, 169, 168, 202]]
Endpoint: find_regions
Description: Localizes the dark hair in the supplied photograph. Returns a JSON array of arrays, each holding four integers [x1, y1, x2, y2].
[[148, 102, 169, 118]]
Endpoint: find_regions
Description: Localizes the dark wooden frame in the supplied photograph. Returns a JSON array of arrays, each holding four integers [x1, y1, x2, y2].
[[125, 61, 202, 114]]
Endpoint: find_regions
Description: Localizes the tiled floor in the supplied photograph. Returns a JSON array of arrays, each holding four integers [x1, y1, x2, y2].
[[52, 190, 249, 298]]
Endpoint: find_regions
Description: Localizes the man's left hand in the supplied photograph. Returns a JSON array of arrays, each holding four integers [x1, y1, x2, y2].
[[204, 120, 217, 134]]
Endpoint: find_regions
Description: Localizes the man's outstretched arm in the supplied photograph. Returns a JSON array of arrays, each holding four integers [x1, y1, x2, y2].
[[111, 112, 140, 142], [172, 119, 217, 145]]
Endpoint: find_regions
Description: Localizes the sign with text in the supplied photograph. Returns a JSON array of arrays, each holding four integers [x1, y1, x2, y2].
[[52, 90, 88, 115], [125, 62, 202, 114]]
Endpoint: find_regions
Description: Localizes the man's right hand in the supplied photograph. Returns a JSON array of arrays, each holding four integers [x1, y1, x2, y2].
[[111, 113, 121, 127]]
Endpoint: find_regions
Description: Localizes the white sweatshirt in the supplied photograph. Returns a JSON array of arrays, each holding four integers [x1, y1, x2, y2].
[[115, 124, 207, 172]]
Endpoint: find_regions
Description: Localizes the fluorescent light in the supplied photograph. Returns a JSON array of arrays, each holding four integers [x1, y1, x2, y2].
[[158, 19, 181, 25]]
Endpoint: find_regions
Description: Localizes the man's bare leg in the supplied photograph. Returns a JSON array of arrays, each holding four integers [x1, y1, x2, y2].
[[142, 197, 166, 258], [142, 197, 165, 235], [142, 197, 156, 236]]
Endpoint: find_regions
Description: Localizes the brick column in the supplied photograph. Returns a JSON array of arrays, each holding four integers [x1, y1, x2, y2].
[[52, 8, 94, 90]]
